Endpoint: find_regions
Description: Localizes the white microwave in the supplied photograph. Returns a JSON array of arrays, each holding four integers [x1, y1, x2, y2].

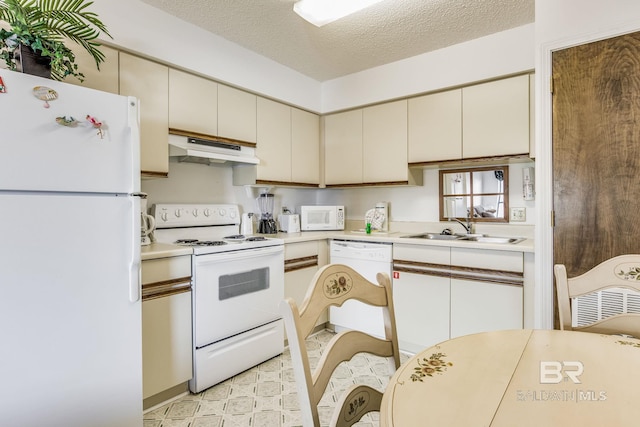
[[300, 206, 345, 231]]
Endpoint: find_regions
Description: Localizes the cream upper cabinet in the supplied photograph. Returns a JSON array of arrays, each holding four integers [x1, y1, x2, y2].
[[363, 100, 408, 183], [462, 74, 530, 158], [256, 98, 320, 185], [408, 89, 462, 162], [324, 109, 363, 185], [325, 101, 419, 186], [119, 52, 169, 177], [257, 97, 291, 182], [64, 44, 119, 94], [168, 68, 218, 136], [218, 84, 256, 143], [291, 107, 320, 185]]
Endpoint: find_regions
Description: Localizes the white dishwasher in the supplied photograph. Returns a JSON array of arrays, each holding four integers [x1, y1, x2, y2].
[[329, 239, 393, 338]]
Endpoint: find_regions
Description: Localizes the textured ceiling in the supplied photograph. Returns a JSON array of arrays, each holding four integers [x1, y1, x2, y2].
[[139, 0, 534, 82]]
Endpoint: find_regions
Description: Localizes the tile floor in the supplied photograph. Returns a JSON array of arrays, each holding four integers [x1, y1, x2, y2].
[[143, 330, 409, 427]]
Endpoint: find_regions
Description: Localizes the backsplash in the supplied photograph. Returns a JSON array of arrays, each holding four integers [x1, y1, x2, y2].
[[141, 158, 536, 229]]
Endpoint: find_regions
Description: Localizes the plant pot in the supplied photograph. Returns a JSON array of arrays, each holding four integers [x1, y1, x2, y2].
[[15, 44, 51, 79]]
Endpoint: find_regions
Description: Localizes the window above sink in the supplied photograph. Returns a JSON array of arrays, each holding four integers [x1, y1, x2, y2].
[[439, 166, 509, 223]]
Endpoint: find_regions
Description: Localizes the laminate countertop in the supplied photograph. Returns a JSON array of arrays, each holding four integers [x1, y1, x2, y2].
[[141, 242, 192, 260], [140, 229, 534, 260], [273, 230, 534, 253]]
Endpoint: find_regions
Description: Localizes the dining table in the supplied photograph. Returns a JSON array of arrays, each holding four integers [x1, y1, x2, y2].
[[380, 329, 640, 426]]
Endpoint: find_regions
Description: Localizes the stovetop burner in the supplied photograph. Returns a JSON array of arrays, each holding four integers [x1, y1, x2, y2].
[[175, 239, 198, 244], [246, 236, 267, 241], [223, 234, 246, 240], [175, 239, 228, 247]]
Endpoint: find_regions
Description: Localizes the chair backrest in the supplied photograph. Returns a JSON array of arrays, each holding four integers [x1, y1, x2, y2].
[[280, 263, 400, 427], [554, 254, 640, 336]]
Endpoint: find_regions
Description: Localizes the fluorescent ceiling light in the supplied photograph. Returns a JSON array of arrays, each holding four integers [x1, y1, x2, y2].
[[294, 0, 385, 27]]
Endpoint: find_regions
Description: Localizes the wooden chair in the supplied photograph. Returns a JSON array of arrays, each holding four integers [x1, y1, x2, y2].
[[554, 255, 640, 337], [280, 264, 401, 427]]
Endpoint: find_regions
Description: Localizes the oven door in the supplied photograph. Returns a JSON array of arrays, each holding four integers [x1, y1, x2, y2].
[[193, 245, 284, 348]]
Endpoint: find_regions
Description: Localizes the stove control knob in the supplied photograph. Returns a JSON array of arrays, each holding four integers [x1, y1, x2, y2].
[[219, 208, 226, 217], [203, 208, 211, 217], [175, 208, 182, 218], [192, 209, 198, 217], [161, 212, 168, 221]]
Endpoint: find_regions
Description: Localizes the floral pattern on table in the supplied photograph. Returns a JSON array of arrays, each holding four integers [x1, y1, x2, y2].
[[410, 351, 453, 382], [616, 340, 640, 348]]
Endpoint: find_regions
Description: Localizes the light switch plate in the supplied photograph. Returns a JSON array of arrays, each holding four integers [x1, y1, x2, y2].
[[510, 207, 526, 222]]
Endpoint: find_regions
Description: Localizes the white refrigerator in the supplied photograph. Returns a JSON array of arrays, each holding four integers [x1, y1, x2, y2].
[[0, 71, 143, 426]]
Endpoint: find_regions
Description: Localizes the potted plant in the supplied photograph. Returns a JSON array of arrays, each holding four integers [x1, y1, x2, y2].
[[0, 0, 112, 81]]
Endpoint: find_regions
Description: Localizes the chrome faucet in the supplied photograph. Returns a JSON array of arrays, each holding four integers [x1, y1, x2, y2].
[[449, 211, 476, 234]]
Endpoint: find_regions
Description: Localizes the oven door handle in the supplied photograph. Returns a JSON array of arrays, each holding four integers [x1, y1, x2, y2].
[[196, 245, 283, 263]]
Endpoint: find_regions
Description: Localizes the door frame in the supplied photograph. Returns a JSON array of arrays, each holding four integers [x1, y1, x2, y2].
[[535, 24, 640, 329]]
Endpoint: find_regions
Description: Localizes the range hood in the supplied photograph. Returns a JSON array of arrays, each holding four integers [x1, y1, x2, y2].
[[168, 133, 260, 165]]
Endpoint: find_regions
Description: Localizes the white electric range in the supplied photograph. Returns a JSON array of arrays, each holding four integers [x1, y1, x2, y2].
[[151, 203, 285, 393]]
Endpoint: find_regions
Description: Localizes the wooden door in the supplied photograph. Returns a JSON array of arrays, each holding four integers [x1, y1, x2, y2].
[[552, 32, 640, 283]]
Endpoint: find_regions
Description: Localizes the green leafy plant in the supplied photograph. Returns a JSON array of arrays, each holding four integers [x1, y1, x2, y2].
[[0, 0, 111, 81]]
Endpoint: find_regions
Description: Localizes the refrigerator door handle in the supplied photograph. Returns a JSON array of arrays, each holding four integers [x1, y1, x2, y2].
[[129, 193, 145, 303]]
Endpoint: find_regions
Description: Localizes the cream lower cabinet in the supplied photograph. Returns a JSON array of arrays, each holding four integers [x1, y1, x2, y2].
[[119, 53, 169, 177], [284, 241, 327, 339], [449, 247, 523, 338], [141, 255, 192, 407], [393, 244, 524, 353], [392, 245, 451, 353]]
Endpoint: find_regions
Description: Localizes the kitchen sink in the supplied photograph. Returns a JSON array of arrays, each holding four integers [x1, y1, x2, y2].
[[462, 236, 525, 244], [401, 233, 462, 240], [400, 233, 524, 244]]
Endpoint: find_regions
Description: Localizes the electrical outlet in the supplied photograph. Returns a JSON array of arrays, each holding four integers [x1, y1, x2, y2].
[[510, 207, 526, 222]]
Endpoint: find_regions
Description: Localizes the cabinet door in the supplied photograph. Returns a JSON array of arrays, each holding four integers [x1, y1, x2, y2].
[[142, 292, 193, 399], [408, 89, 462, 162], [218, 84, 256, 143], [64, 44, 119, 94], [363, 100, 408, 183], [168, 68, 218, 136], [393, 244, 451, 353], [119, 53, 169, 176], [450, 279, 523, 338], [291, 108, 320, 185], [462, 74, 530, 158], [284, 241, 323, 338], [324, 109, 363, 185], [393, 271, 450, 353], [256, 97, 292, 182]]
